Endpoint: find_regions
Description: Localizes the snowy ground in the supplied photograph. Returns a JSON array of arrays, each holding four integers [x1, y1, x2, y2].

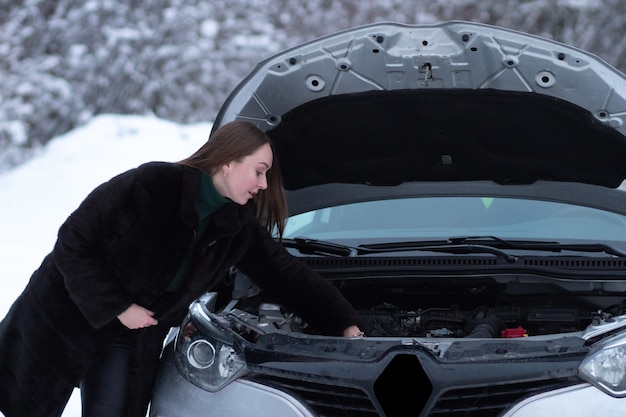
[[0, 114, 212, 416]]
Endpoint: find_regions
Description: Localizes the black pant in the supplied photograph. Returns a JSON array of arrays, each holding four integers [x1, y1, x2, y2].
[[49, 332, 133, 417], [80, 332, 133, 417]]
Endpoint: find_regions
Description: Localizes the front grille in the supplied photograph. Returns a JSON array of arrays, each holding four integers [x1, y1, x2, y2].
[[255, 375, 379, 417], [429, 379, 578, 417], [254, 374, 578, 417]]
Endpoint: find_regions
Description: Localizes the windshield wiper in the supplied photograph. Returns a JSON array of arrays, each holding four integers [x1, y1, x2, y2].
[[286, 237, 517, 262], [358, 239, 518, 262], [446, 236, 626, 258], [282, 238, 358, 257], [284, 236, 626, 261]]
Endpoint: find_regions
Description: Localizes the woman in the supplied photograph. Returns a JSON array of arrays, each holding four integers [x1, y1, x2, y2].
[[0, 121, 362, 417]]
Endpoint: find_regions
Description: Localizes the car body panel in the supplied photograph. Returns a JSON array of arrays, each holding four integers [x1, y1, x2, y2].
[[215, 21, 626, 137]]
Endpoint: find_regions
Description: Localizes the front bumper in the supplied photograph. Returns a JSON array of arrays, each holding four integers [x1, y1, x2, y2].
[[150, 341, 626, 417]]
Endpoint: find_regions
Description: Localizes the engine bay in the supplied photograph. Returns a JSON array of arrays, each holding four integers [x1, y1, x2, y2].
[[226, 273, 626, 339]]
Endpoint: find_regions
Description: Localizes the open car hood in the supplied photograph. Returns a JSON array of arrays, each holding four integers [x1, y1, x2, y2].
[[212, 21, 626, 193]]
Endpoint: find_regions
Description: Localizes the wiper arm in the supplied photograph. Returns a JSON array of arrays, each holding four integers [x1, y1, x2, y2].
[[560, 243, 626, 257], [282, 238, 358, 257]]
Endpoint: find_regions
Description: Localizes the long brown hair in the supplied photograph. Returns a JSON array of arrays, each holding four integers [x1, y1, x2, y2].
[[178, 121, 288, 238]]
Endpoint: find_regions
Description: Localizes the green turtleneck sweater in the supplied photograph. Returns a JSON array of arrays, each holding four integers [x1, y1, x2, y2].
[[166, 173, 228, 292]]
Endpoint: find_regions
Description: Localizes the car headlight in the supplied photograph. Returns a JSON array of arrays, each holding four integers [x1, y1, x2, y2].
[[173, 297, 248, 392], [579, 331, 626, 397]]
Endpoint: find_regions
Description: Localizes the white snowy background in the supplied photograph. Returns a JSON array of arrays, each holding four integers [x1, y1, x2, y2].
[[0, 114, 212, 416]]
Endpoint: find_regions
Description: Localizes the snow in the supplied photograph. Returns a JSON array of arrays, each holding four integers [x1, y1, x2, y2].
[[0, 114, 213, 417]]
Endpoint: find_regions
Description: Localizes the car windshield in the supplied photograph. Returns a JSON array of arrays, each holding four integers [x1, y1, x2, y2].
[[283, 196, 626, 243]]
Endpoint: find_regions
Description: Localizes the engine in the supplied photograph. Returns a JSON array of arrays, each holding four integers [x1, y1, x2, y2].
[[358, 304, 599, 338], [227, 273, 626, 339]]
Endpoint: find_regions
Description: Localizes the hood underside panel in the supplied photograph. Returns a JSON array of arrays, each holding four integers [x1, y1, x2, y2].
[[268, 89, 626, 190]]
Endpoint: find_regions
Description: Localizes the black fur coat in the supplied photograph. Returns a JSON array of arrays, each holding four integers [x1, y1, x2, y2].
[[0, 162, 360, 417]]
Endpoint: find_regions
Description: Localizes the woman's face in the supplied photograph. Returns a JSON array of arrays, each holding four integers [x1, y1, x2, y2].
[[218, 143, 273, 205]]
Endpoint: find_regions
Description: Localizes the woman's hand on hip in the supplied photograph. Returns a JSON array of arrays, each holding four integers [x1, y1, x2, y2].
[[117, 303, 159, 329]]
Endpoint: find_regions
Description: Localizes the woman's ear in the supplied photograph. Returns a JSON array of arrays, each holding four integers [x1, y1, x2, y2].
[[222, 163, 230, 176]]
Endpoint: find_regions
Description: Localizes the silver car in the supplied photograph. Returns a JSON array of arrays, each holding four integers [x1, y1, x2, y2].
[[150, 21, 626, 417]]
